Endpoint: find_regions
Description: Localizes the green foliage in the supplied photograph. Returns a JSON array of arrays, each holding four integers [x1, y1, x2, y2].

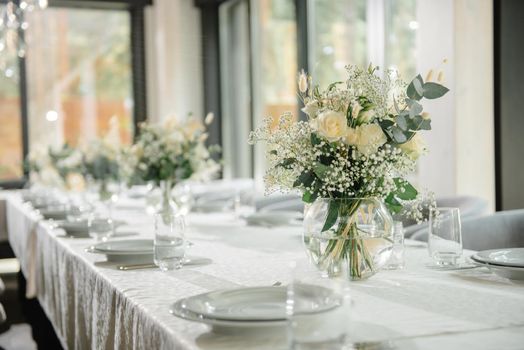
[[385, 178, 418, 213], [423, 82, 450, 99], [321, 200, 340, 232]]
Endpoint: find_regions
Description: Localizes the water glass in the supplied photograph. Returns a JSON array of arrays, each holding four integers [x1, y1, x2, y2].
[[88, 215, 114, 241], [287, 259, 352, 349], [385, 221, 405, 270], [428, 207, 462, 266], [154, 213, 187, 271], [233, 188, 256, 219]]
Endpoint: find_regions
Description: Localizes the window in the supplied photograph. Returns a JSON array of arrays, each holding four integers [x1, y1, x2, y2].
[[25, 8, 133, 151], [309, 0, 368, 87], [0, 0, 149, 186], [0, 4, 23, 181], [217, 0, 418, 180], [219, 0, 298, 180], [309, 0, 417, 86]]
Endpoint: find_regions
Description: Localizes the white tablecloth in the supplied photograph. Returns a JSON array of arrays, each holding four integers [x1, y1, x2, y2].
[[4, 191, 524, 350]]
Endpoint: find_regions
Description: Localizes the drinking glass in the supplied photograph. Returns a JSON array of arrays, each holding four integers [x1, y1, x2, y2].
[[287, 259, 353, 349], [384, 221, 405, 270], [88, 215, 114, 242], [154, 213, 187, 271], [428, 207, 462, 266], [233, 188, 256, 219]]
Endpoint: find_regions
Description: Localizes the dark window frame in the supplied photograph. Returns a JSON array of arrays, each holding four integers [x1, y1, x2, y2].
[[0, 0, 151, 188]]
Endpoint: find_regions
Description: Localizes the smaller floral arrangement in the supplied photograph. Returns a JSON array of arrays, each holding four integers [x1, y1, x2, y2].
[[80, 117, 123, 183], [26, 143, 84, 190], [128, 113, 220, 187]]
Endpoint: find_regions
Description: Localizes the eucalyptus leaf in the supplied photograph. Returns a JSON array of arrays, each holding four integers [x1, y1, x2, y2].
[[396, 115, 408, 131], [423, 82, 449, 99], [409, 101, 423, 118], [391, 127, 407, 143], [407, 75, 423, 100]]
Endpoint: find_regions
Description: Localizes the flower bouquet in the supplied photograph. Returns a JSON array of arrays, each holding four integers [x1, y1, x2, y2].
[[128, 114, 220, 216], [81, 118, 124, 201], [249, 65, 448, 280], [26, 143, 84, 190]]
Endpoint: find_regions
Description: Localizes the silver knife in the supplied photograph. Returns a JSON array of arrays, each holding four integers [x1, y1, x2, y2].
[[118, 263, 157, 271]]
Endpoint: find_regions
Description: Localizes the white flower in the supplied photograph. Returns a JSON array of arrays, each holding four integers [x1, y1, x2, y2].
[[358, 109, 375, 124], [344, 127, 359, 145], [205, 112, 214, 125], [316, 110, 348, 141], [298, 70, 308, 93], [355, 124, 387, 156], [399, 134, 427, 160], [351, 101, 362, 119], [301, 101, 319, 118]]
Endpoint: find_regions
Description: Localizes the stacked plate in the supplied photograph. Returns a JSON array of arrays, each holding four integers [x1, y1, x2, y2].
[[471, 248, 524, 280], [55, 219, 90, 238], [170, 285, 339, 330], [86, 239, 154, 263]]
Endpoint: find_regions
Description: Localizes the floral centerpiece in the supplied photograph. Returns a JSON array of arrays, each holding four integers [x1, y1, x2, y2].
[[128, 113, 220, 216], [81, 117, 124, 200], [249, 64, 448, 280], [26, 143, 84, 190]]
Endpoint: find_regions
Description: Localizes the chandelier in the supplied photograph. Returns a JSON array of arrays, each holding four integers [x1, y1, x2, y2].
[[0, 0, 48, 79]]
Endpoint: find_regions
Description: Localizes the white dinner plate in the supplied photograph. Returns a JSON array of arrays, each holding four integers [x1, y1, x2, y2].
[[39, 207, 79, 220], [244, 211, 302, 227], [56, 220, 90, 237], [470, 258, 524, 280], [86, 239, 154, 263], [473, 248, 524, 268], [171, 285, 340, 327]]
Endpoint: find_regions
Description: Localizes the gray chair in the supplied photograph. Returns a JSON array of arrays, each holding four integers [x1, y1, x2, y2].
[[255, 193, 301, 211], [259, 198, 304, 212], [411, 209, 524, 250], [402, 196, 489, 237]]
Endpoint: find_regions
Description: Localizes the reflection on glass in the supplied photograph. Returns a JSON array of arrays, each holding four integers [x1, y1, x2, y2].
[[251, 0, 298, 180], [0, 4, 23, 180], [384, 0, 417, 79], [25, 8, 133, 151], [309, 0, 367, 87], [310, 0, 417, 85]]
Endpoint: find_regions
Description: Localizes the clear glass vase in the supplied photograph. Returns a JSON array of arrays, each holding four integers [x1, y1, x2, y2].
[[303, 198, 394, 281], [158, 180, 178, 220]]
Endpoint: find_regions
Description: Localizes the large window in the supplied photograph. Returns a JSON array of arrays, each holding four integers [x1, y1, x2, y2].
[[0, 3, 23, 181], [218, 0, 418, 181], [25, 8, 133, 151], [0, 1, 149, 186]]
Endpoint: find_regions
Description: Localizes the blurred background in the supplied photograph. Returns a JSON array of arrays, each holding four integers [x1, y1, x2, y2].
[[0, 0, 522, 212]]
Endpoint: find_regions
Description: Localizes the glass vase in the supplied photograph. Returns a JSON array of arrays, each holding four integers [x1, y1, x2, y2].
[[303, 198, 394, 281], [158, 180, 178, 220]]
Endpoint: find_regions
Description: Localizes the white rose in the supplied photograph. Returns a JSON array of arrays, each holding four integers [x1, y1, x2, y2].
[[399, 134, 427, 159], [344, 127, 359, 146], [301, 101, 319, 118], [316, 110, 348, 141], [355, 124, 387, 156]]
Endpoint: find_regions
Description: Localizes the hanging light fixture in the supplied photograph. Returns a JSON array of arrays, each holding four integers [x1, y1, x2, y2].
[[0, 0, 47, 80]]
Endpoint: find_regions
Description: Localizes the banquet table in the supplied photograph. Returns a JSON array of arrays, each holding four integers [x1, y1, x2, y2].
[[3, 190, 524, 350]]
